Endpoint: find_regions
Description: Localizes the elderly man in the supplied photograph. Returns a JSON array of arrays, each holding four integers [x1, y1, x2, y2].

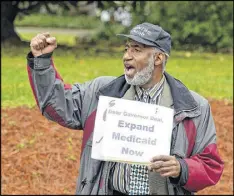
[[27, 23, 224, 195]]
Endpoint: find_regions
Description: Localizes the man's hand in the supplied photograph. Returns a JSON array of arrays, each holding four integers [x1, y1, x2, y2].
[[147, 155, 181, 178], [30, 32, 57, 57]]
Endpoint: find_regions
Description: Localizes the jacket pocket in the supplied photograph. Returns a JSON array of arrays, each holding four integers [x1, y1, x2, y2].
[[78, 139, 103, 194], [84, 139, 102, 176]]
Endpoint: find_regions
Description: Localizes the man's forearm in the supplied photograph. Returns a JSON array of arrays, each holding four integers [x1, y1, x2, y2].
[[26, 51, 82, 130], [182, 143, 224, 192], [27, 51, 53, 70]]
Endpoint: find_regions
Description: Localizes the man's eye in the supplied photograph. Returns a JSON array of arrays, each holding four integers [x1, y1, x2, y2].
[[124, 48, 128, 52], [135, 48, 140, 52]]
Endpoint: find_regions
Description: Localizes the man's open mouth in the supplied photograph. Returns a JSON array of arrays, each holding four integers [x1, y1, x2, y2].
[[124, 64, 136, 77], [125, 64, 135, 71]]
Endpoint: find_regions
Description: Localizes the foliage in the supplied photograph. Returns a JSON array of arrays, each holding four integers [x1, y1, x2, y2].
[[81, 1, 234, 53], [1, 45, 233, 108], [5, 1, 233, 52], [87, 22, 128, 47], [135, 1, 233, 52], [15, 14, 101, 29], [1, 1, 88, 42]]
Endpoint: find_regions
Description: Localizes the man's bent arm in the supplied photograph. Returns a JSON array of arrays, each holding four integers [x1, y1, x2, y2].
[[175, 100, 224, 192], [27, 51, 87, 130]]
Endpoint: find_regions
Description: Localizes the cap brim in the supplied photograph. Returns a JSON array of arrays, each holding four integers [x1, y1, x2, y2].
[[116, 34, 156, 47], [116, 34, 170, 56]]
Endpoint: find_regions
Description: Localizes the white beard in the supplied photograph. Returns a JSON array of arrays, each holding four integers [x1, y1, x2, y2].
[[125, 55, 155, 86]]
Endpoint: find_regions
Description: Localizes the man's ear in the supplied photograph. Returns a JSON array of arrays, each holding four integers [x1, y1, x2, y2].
[[155, 53, 164, 66]]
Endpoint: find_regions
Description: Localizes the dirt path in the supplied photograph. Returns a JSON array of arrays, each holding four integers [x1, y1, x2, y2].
[[1, 99, 233, 195], [15, 26, 96, 37]]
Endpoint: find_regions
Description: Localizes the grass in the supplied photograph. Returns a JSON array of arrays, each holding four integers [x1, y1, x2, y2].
[[167, 52, 233, 102], [1, 45, 233, 108], [15, 14, 101, 29]]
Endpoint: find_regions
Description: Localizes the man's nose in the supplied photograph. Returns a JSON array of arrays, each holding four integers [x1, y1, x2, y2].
[[123, 49, 133, 61]]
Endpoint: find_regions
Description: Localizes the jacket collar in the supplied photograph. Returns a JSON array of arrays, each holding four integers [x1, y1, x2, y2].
[[163, 72, 198, 114], [159, 77, 173, 108], [97, 72, 198, 114], [97, 75, 130, 98]]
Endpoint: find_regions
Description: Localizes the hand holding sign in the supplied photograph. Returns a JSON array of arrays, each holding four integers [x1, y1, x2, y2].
[[147, 155, 181, 178]]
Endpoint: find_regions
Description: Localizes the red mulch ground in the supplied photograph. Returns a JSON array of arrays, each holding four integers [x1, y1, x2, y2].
[[1, 99, 233, 195]]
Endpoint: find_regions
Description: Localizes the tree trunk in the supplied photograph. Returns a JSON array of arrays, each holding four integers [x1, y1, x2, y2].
[[1, 2, 21, 43]]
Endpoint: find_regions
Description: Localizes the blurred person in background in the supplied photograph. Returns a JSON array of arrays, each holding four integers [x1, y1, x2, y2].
[[26, 22, 224, 195]]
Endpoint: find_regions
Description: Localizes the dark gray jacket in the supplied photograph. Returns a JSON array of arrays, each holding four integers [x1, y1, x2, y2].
[[27, 52, 224, 195]]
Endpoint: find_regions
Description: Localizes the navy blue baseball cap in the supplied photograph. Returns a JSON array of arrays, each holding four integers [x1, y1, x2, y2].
[[117, 22, 171, 56]]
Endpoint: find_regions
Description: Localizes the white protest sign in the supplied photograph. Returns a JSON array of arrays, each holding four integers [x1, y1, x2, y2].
[[91, 95, 174, 165]]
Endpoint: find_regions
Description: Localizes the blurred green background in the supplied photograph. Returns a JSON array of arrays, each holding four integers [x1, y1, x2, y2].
[[1, 1, 233, 108]]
